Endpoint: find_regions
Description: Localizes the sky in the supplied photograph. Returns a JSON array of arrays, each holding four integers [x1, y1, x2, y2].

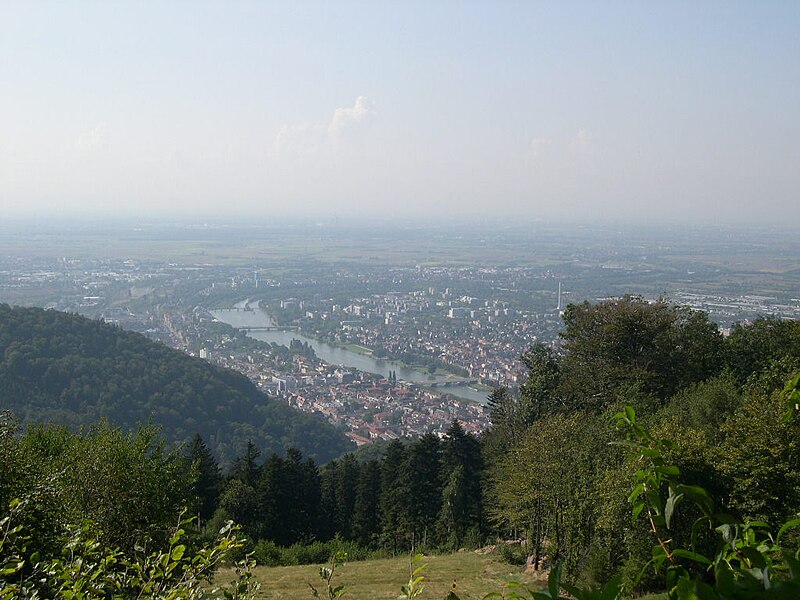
[[1, 1, 799, 224]]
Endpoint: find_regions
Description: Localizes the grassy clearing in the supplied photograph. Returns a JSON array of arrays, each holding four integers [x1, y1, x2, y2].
[[231, 551, 547, 600]]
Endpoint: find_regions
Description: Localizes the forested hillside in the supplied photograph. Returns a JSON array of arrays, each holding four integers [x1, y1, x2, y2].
[[486, 298, 800, 592], [2, 297, 800, 599], [0, 304, 352, 463]]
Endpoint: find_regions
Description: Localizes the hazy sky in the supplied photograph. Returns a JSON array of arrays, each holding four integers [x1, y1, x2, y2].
[[1, 1, 798, 223]]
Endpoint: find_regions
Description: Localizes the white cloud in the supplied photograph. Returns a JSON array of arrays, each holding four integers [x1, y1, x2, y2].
[[271, 96, 376, 159], [570, 128, 595, 156], [530, 137, 552, 160], [271, 122, 324, 158], [74, 123, 108, 153], [328, 96, 374, 137]]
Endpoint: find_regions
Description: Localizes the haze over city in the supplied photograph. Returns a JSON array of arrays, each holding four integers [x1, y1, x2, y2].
[[1, 1, 799, 224]]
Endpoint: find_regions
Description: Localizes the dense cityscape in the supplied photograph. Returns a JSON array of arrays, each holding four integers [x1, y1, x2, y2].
[[3, 222, 799, 443]]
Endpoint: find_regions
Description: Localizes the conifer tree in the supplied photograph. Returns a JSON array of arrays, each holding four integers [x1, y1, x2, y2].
[[379, 439, 408, 554], [439, 421, 484, 548], [317, 460, 339, 541], [187, 433, 222, 522], [351, 460, 381, 547], [401, 433, 442, 548], [333, 453, 359, 539]]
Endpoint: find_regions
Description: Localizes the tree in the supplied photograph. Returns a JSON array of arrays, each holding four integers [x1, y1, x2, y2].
[[438, 421, 484, 549], [401, 433, 442, 549], [725, 316, 800, 384], [518, 343, 561, 422], [483, 387, 525, 463], [187, 433, 222, 522], [379, 439, 409, 554], [317, 461, 339, 542], [334, 453, 359, 540], [218, 478, 259, 539], [717, 388, 800, 525], [491, 412, 612, 574], [351, 460, 381, 547], [559, 296, 722, 410], [228, 440, 261, 487]]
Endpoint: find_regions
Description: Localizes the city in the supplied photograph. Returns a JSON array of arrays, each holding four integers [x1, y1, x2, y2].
[[3, 221, 799, 444]]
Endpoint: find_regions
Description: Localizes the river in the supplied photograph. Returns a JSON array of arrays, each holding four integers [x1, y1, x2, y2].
[[210, 303, 489, 404]]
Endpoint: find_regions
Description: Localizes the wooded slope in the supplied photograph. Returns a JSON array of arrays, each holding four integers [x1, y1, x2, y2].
[[0, 304, 353, 464]]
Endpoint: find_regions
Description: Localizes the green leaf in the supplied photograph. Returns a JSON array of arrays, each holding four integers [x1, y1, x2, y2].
[[601, 576, 623, 600], [656, 465, 680, 477], [665, 491, 683, 530], [560, 582, 584, 599], [651, 545, 668, 568], [777, 517, 800, 541], [171, 544, 186, 561], [672, 549, 712, 565], [632, 501, 646, 523], [738, 546, 767, 569], [677, 484, 715, 516], [628, 483, 644, 503], [548, 561, 562, 599], [412, 563, 429, 577], [169, 529, 184, 546]]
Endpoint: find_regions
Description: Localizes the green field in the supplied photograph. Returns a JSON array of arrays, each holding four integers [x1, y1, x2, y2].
[[225, 551, 547, 600], [224, 553, 671, 599]]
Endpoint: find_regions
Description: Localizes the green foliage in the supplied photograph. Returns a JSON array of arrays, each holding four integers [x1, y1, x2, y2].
[[559, 296, 723, 410], [615, 404, 800, 599], [726, 317, 800, 385], [400, 553, 429, 600], [491, 412, 612, 574], [488, 300, 800, 590], [188, 433, 223, 522], [309, 550, 349, 599], [715, 389, 800, 526], [1, 417, 192, 557], [0, 505, 260, 599], [499, 544, 528, 566], [253, 538, 373, 567], [518, 343, 561, 423]]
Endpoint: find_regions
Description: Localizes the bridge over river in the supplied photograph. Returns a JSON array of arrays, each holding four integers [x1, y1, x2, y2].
[[424, 379, 480, 388], [238, 325, 300, 332]]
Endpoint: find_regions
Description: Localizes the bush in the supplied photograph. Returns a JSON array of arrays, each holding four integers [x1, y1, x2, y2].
[[0, 504, 259, 600], [499, 542, 528, 566], [252, 538, 374, 567]]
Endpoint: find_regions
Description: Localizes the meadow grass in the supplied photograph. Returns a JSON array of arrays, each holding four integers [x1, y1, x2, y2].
[[232, 551, 547, 600]]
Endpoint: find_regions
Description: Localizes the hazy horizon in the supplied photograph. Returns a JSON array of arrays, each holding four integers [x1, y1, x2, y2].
[[2, 1, 799, 225]]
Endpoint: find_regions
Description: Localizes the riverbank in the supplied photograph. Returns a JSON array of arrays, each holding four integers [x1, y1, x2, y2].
[[257, 301, 478, 385], [212, 302, 489, 404]]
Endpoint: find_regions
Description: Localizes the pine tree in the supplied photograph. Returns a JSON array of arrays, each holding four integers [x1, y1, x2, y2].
[[401, 433, 442, 549], [333, 453, 359, 539], [187, 433, 222, 522], [317, 461, 339, 541], [229, 439, 261, 487], [351, 460, 381, 547], [438, 421, 484, 549], [379, 439, 408, 554]]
